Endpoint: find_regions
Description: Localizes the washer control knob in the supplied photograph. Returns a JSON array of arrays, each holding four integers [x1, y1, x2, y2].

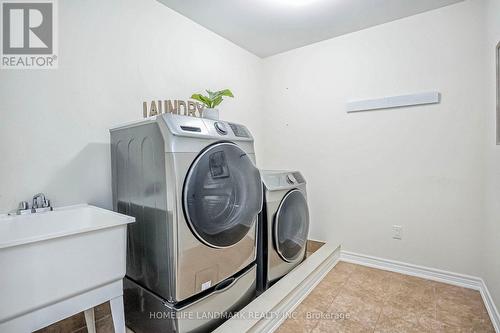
[[286, 174, 296, 185], [214, 122, 228, 135]]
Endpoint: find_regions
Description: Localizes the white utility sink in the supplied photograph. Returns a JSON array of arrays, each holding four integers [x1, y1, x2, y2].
[[0, 204, 135, 333]]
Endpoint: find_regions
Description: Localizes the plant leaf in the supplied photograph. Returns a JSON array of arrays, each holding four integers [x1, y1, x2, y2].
[[212, 96, 223, 107], [192, 89, 233, 109], [217, 89, 234, 98], [206, 90, 216, 99], [191, 94, 211, 108], [210, 89, 234, 101]]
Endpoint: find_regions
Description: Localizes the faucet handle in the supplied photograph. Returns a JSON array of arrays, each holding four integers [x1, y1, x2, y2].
[[30, 193, 52, 213], [18, 201, 29, 210]]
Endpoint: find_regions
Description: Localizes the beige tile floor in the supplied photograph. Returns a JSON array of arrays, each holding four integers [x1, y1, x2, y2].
[[277, 262, 495, 333]]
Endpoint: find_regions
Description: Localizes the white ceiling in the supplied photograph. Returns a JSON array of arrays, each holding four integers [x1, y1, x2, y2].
[[157, 0, 464, 58]]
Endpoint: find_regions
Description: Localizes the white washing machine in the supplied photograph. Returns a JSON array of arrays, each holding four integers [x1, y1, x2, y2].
[[110, 113, 263, 332], [257, 170, 310, 292]]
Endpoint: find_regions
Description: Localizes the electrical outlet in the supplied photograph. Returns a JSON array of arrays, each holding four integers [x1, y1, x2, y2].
[[392, 225, 403, 240]]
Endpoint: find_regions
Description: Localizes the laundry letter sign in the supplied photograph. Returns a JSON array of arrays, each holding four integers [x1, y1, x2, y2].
[[143, 100, 204, 118]]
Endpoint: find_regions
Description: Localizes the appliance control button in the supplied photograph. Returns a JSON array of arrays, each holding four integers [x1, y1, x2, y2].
[[214, 122, 228, 135], [286, 174, 296, 184]]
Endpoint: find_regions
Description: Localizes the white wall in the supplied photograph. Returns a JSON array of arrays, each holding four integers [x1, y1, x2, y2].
[[261, 0, 487, 276], [0, 0, 263, 213], [483, 0, 500, 308], [0, 0, 497, 304]]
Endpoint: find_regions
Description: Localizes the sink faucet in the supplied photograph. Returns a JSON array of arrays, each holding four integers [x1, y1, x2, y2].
[[9, 193, 53, 216], [32, 193, 52, 213]]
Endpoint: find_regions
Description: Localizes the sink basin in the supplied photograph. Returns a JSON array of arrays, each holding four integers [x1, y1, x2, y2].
[[0, 204, 135, 332]]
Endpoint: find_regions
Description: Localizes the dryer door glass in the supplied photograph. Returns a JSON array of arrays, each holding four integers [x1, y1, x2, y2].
[[183, 142, 262, 248], [274, 190, 310, 262]]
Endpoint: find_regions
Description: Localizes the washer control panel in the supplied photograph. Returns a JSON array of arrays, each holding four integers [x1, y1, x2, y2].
[[214, 121, 228, 135], [286, 174, 297, 185], [228, 123, 250, 138], [162, 114, 253, 140]]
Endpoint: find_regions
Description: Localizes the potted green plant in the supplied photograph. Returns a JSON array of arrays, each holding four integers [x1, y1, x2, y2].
[[191, 89, 234, 120]]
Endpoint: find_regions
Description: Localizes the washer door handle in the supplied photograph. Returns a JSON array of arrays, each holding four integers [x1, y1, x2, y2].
[[214, 277, 236, 293]]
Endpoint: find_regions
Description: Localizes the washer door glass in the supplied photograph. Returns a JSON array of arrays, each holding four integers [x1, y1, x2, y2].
[[274, 190, 310, 262], [183, 142, 262, 248]]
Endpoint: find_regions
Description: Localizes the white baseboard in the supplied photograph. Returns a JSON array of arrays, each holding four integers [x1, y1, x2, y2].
[[341, 251, 500, 333], [480, 282, 500, 333], [341, 251, 483, 289]]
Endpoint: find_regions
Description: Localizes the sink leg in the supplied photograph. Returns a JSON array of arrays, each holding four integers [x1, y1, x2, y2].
[[84, 308, 96, 333], [110, 296, 126, 333]]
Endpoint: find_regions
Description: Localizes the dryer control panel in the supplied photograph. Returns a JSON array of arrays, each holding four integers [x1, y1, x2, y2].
[[261, 170, 307, 191]]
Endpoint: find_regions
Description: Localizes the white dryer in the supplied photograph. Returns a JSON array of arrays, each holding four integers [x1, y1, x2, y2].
[[110, 114, 263, 332], [257, 170, 310, 292]]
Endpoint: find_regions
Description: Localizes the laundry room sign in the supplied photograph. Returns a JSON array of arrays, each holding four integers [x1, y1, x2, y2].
[[143, 100, 205, 118]]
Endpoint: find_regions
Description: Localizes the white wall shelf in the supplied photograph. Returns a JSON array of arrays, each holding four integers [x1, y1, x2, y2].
[[346, 92, 441, 113]]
